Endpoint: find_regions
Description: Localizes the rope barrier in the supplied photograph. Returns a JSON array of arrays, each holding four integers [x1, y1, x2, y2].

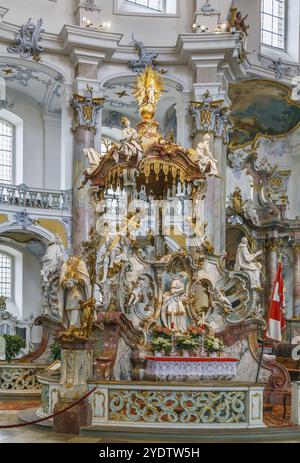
[[0, 387, 97, 429]]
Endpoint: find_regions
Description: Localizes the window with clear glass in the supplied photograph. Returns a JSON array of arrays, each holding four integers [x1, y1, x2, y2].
[[126, 0, 163, 11], [261, 0, 286, 49], [0, 252, 12, 299], [0, 119, 13, 184]]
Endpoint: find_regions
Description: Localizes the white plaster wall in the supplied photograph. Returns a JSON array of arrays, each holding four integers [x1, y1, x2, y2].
[[0, 0, 194, 45], [22, 251, 42, 343], [3, 89, 62, 189], [0, 0, 75, 34]]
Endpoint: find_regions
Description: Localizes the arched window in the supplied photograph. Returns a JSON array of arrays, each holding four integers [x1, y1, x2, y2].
[[0, 251, 12, 299], [0, 118, 13, 184], [261, 0, 286, 50]]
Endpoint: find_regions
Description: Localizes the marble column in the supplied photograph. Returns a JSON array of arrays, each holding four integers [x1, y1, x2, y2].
[[190, 89, 231, 254], [293, 243, 300, 319], [266, 239, 281, 302], [71, 85, 104, 255]]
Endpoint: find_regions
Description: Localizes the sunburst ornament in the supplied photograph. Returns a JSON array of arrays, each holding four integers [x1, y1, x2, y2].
[[133, 65, 164, 121]]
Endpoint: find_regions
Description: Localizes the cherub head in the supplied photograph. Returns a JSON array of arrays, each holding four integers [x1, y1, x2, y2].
[[121, 116, 130, 127]]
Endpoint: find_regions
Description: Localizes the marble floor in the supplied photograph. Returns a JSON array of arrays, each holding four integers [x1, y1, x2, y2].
[[0, 401, 299, 443]]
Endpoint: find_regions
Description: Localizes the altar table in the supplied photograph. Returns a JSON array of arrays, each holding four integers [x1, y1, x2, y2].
[[145, 356, 239, 381]]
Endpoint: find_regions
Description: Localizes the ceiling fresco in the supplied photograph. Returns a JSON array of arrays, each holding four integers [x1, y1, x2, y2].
[[229, 79, 300, 149]]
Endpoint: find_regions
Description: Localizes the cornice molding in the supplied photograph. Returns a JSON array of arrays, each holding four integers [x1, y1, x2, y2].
[[0, 21, 297, 84]]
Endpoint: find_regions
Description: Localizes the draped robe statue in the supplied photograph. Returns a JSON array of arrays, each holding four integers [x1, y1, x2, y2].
[[234, 237, 262, 289], [161, 273, 189, 333], [58, 256, 92, 329], [118, 117, 143, 161], [41, 234, 66, 282], [195, 134, 220, 178]]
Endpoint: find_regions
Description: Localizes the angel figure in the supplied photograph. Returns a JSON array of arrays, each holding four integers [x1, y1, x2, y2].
[[211, 288, 233, 314], [119, 117, 143, 161], [233, 11, 249, 35]]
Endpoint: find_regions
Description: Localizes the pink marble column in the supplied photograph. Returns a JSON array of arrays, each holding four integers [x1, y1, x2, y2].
[[72, 127, 95, 256], [266, 239, 281, 302], [71, 86, 104, 255], [293, 244, 300, 319]]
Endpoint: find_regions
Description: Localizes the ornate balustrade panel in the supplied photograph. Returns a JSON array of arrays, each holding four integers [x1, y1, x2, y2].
[[109, 389, 246, 424], [0, 184, 72, 211], [0, 364, 47, 392], [36, 377, 265, 428]]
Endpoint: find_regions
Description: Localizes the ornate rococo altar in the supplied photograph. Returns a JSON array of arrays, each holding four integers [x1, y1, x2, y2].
[[32, 66, 283, 430]]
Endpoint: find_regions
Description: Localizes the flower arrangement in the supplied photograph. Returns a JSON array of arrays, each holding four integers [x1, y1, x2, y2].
[[187, 326, 205, 339], [152, 325, 171, 339], [176, 335, 199, 353], [204, 335, 225, 354], [152, 336, 172, 355], [151, 325, 172, 355]]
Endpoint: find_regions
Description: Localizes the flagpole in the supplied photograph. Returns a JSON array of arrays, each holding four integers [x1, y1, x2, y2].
[[256, 252, 284, 382]]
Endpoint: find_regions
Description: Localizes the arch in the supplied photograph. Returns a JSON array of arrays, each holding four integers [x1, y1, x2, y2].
[[100, 71, 188, 93], [0, 54, 71, 85], [0, 222, 58, 245]]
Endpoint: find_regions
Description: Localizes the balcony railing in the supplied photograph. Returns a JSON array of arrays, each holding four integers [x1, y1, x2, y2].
[[0, 183, 72, 211]]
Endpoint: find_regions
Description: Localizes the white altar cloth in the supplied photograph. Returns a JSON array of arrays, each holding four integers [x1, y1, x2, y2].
[[145, 356, 239, 380]]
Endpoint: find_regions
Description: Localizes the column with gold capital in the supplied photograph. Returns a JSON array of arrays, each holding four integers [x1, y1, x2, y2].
[[71, 85, 104, 255], [293, 243, 300, 319]]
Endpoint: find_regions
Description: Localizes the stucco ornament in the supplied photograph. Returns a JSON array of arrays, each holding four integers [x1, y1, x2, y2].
[[8, 18, 44, 61]]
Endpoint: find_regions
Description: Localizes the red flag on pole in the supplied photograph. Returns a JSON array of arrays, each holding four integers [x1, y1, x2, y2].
[[266, 262, 286, 342]]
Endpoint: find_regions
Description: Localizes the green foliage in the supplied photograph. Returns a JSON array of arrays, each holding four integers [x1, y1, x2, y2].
[[152, 336, 172, 354], [3, 334, 26, 362], [176, 335, 199, 352], [204, 335, 225, 353], [50, 342, 61, 361]]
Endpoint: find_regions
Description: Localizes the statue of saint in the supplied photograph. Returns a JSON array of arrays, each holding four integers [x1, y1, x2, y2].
[[78, 148, 104, 189], [161, 272, 190, 333], [234, 237, 262, 289], [97, 223, 129, 283], [41, 235, 66, 282], [58, 256, 92, 329], [147, 80, 159, 105], [119, 117, 143, 161], [195, 134, 221, 178]]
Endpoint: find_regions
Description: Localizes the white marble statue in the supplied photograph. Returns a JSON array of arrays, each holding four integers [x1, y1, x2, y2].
[[97, 223, 129, 283], [243, 199, 261, 226], [58, 256, 92, 329], [0, 335, 6, 361], [78, 148, 104, 189], [213, 288, 233, 314], [161, 272, 189, 333], [119, 117, 143, 161], [195, 134, 221, 178], [41, 235, 66, 282], [83, 148, 103, 175], [234, 237, 262, 289]]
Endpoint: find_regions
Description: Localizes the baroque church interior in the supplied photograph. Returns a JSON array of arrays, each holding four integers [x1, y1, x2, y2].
[[0, 0, 300, 445]]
